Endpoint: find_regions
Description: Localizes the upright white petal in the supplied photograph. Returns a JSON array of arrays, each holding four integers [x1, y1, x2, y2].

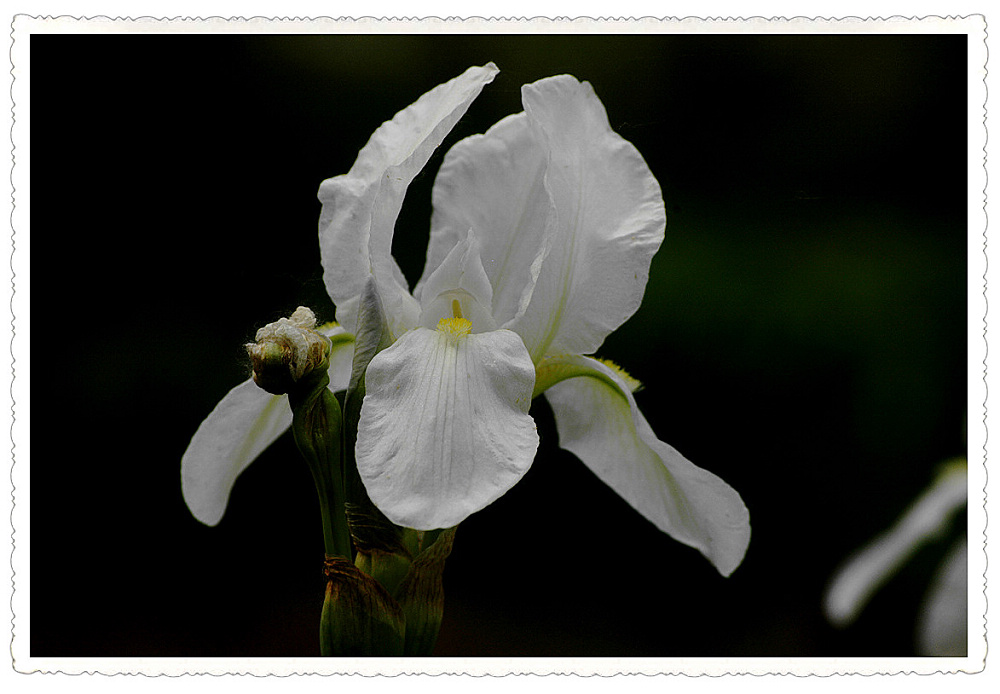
[[512, 76, 666, 362], [318, 64, 499, 337], [181, 326, 355, 526], [418, 113, 555, 328], [357, 326, 538, 530], [538, 354, 750, 577]]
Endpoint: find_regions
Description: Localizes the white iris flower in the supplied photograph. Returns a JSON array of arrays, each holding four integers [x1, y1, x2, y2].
[[182, 64, 751, 577]]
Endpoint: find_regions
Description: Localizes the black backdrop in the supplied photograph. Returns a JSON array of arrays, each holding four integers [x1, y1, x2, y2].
[[28, 32, 968, 657]]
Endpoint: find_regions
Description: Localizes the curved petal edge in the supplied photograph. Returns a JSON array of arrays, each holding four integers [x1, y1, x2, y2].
[[181, 378, 293, 526], [540, 354, 750, 576]]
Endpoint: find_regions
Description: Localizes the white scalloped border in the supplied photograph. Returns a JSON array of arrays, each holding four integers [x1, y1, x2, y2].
[[6, 14, 989, 681]]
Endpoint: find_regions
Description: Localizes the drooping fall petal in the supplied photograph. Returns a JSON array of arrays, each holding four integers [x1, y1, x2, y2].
[[181, 380, 291, 526], [356, 325, 538, 530], [537, 354, 751, 577], [180, 326, 354, 526]]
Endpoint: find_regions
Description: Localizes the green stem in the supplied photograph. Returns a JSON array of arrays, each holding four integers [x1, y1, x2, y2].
[[311, 444, 350, 560], [289, 374, 352, 561]]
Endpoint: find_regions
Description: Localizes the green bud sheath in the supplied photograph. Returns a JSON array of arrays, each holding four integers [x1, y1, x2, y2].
[[395, 527, 457, 656], [321, 556, 405, 656], [348, 504, 413, 597]]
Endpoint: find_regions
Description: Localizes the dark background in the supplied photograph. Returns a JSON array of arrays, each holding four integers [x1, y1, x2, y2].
[[30, 33, 968, 656]]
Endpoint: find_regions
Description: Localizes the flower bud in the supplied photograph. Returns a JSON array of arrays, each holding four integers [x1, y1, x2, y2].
[[246, 306, 331, 394]]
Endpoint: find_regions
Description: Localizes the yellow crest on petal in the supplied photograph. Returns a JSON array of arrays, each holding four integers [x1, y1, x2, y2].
[[437, 298, 472, 338], [437, 317, 472, 339]]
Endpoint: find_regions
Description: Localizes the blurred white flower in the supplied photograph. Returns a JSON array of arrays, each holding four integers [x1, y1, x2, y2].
[[824, 459, 967, 654]]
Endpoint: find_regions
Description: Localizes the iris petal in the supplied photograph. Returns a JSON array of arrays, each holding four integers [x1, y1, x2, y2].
[[180, 326, 355, 526], [512, 76, 666, 361], [917, 536, 968, 656], [318, 64, 499, 337], [417, 229, 496, 332], [539, 354, 750, 576], [419, 113, 554, 329], [356, 327, 538, 529]]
